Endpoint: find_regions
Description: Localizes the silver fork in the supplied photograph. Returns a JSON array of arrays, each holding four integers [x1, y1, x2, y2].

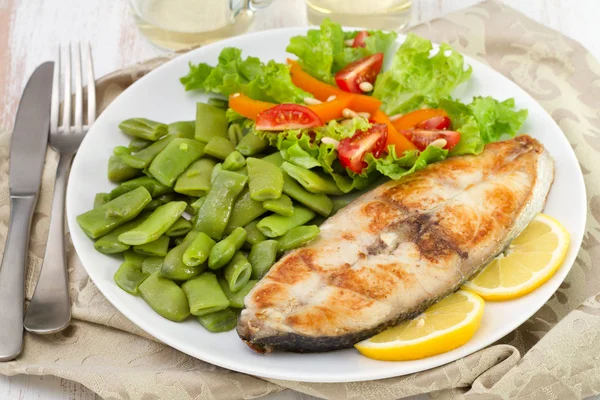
[[23, 43, 96, 334]]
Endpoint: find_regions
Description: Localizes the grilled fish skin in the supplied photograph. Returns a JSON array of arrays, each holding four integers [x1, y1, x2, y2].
[[238, 135, 554, 353]]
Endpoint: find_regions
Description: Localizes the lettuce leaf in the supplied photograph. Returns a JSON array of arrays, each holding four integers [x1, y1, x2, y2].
[[364, 145, 448, 180], [286, 18, 397, 84], [373, 33, 472, 115], [180, 47, 310, 104], [468, 96, 529, 143]]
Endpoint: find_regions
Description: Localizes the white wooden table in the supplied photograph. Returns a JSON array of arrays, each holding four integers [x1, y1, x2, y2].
[[1, 0, 600, 399]]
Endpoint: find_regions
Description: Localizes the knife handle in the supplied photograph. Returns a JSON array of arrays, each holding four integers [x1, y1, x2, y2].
[[0, 194, 36, 361]]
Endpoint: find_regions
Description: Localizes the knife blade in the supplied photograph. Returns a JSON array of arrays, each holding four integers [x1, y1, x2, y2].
[[0, 62, 54, 361]]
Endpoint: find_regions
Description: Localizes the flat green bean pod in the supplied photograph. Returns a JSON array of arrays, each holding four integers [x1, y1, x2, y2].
[[181, 273, 230, 316], [133, 235, 170, 257], [114, 261, 149, 295], [148, 139, 206, 187], [247, 157, 284, 201], [277, 225, 320, 252], [119, 201, 187, 245], [224, 251, 252, 293], [249, 240, 279, 280], [256, 206, 316, 238], [138, 272, 190, 322], [208, 227, 247, 270], [197, 309, 237, 333], [119, 118, 168, 141]]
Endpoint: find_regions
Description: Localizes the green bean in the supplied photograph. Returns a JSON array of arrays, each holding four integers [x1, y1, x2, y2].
[[204, 136, 235, 160], [189, 196, 206, 215], [282, 162, 343, 195], [165, 217, 192, 237], [210, 163, 222, 186], [144, 193, 176, 212], [224, 251, 252, 292], [133, 235, 170, 257], [160, 231, 204, 280], [93, 213, 148, 254], [218, 278, 257, 308], [173, 237, 185, 246], [249, 240, 279, 280], [278, 225, 320, 252], [109, 176, 172, 200], [138, 272, 190, 322], [195, 103, 228, 143], [118, 201, 187, 245], [114, 261, 149, 295], [183, 232, 216, 267], [148, 138, 206, 187], [222, 151, 245, 171], [331, 197, 352, 215], [207, 97, 228, 110], [262, 154, 333, 217], [197, 309, 237, 332], [77, 187, 152, 239], [247, 157, 284, 201], [227, 124, 242, 146], [121, 135, 178, 169], [119, 118, 168, 141], [208, 227, 246, 270], [93, 192, 110, 209], [142, 256, 163, 274], [236, 165, 248, 176], [181, 273, 230, 316], [108, 154, 141, 183], [123, 249, 146, 265], [243, 220, 267, 246], [224, 188, 267, 233], [128, 137, 152, 152], [236, 132, 268, 156], [168, 120, 195, 139], [262, 194, 294, 216], [174, 158, 217, 196], [194, 170, 248, 240], [113, 146, 130, 156], [257, 206, 316, 238]]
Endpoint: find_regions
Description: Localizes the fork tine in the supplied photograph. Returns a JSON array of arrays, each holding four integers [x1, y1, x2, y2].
[[50, 45, 60, 134], [74, 43, 83, 133], [62, 44, 72, 133], [86, 43, 96, 125]]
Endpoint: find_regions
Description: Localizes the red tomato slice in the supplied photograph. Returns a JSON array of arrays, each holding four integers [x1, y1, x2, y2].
[[401, 129, 461, 151], [352, 31, 370, 48], [338, 123, 388, 173], [335, 53, 384, 93], [255, 104, 324, 131], [416, 115, 451, 130]]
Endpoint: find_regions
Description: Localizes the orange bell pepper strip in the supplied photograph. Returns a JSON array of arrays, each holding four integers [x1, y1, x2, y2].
[[287, 59, 382, 114], [392, 108, 448, 131], [229, 93, 352, 123], [228, 93, 274, 120], [372, 109, 417, 153]]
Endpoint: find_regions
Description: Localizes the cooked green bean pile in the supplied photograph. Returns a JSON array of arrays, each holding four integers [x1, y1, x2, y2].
[[77, 101, 334, 333]]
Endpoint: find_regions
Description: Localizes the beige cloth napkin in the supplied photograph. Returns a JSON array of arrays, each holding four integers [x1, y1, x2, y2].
[[1, 1, 600, 398]]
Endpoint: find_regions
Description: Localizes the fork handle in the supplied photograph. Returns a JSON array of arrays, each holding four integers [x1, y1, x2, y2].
[[24, 153, 73, 335], [0, 194, 37, 361]]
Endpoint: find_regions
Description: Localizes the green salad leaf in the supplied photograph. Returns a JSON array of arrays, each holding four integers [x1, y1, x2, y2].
[[286, 18, 397, 84], [373, 33, 472, 115], [180, 47, 310, 104], [468, 96, 529, 143]]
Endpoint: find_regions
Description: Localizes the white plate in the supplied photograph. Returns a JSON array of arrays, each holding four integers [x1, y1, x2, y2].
[[66, 28, 587, 383]]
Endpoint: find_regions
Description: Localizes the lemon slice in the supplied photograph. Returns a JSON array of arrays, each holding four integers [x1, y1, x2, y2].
[[463, 213, 570, 301], [355, 290, 485, 361]]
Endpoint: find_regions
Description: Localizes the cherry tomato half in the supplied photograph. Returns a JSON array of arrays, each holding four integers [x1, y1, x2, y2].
[[401, 129, 461, 151], [338, 123, 388, 173], [352, 31, 370, 48], [255, 104, 324, 131], [416, 115, 451, 130], [335, 53, 384, 94]]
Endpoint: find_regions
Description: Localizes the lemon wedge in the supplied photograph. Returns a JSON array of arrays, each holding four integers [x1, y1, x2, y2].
[[355, 290, 485, 361], [463, 213, 570, 301]]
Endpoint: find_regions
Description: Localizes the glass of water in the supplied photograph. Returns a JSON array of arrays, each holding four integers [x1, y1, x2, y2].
[[130, 0, 274, 51], [305, 0, 412, 31]]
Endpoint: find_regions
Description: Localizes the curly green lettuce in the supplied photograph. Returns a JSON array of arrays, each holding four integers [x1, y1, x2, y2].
[[180, 47, 309, 104], [286, 18, 397, 84], [373, 33, 472, 115]]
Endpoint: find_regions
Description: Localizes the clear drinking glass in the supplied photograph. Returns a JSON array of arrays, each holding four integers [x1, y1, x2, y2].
[[305, 0, 412, 31], [130, 0, 274, 51]]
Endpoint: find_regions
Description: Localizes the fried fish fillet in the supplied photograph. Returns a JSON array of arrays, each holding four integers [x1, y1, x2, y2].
[[238, 135, 554, 353]]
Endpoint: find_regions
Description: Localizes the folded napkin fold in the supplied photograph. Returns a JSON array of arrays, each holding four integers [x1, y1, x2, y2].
[[1, 1, 599, 398]]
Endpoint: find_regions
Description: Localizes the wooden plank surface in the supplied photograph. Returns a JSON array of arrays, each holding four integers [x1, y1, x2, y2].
[[1, 0, 600, 399]]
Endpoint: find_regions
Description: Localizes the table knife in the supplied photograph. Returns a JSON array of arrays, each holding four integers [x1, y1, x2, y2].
[[0, 62, 54, 361]]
